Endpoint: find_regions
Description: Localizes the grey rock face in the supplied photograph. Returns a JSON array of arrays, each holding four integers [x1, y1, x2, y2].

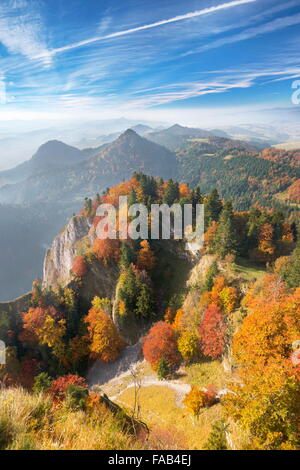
[[43, 215, 91, 288]]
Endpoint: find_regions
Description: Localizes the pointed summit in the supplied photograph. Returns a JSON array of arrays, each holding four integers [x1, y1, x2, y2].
[[31, 140, 83, 169], [118, 128, 139, 139], [86, 128, 177, 180]]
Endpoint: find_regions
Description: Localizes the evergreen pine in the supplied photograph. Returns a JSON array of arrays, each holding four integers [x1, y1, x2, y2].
[[157, 358, 170, 380], [213, 202, 239, 258], [205, 188, 222, 225], [135, 276, 154, 319], [120, 242, 135, 267], [204, 419, 229, 450], [163, 179, 180, 205], [202, 261, 218, 292], [282, 238, 300, 287]]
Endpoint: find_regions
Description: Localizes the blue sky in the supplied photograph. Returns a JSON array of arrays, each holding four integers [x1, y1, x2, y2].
[[0, 0, 300, 126]]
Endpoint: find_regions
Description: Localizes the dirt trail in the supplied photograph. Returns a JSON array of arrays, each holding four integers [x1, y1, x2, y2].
[[87, 342, 231, 408], [111, 375, 191, 407], [87, 342, 143, 386]]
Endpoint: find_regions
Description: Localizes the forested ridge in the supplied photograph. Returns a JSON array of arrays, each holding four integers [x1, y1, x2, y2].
[[0, 172, 299, 450]]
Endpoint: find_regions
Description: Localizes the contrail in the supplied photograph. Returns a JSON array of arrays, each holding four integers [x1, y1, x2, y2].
[[35, 0, 256, 59]]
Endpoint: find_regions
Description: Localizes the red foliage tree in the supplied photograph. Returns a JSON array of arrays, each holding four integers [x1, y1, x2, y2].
[[18, 358, 40, 390], [143, 321, 181, 370], [49, 374, 87, 403], [71, 256, 87, 277], [198, 304, 226, 359]]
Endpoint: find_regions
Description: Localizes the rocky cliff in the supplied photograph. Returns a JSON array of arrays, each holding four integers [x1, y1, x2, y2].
[[42, 213, 121, 313], [43, 215, 91, 288]]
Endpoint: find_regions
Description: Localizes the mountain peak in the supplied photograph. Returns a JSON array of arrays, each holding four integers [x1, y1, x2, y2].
[[31, 140, 83, 168], [115, 128, 143, 144], [121, 128, 139, 138]]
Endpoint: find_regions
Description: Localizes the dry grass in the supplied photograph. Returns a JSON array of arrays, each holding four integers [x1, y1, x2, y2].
[[0, 387, 139, 450], [181, 360, 231, 389], [116, 384, 222, 450]]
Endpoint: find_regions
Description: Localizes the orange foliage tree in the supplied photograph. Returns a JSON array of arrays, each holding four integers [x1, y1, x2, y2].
[[179, 183, 190, 199], [84, 299, 124, 362], [172, 308, 184, 333], [204, 221, 218, 252], [92, 238, 120, 264], [251, 223, 276, 264], [101, 178, 140, 206], [143, 321, 181, 371], [20, 305, 67, 362], [288, 179, 300, 204], [137, 240, 156, 271]]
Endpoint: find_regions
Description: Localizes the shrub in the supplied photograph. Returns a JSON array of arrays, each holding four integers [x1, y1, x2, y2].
[[65, 385, 89, 410], [49, 374, 87, 404], [33, 372, 52, 394]]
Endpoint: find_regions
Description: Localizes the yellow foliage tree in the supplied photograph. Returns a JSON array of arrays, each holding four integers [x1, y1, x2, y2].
[[178, 331, 199, 362], [183, 386, 206, 417], [219, 286, 238, 314]]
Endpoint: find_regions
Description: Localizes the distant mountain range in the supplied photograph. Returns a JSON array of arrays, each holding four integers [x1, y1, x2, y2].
[[0, 122, 299, 300], [0, 128, 177, 205], [1, 123, 298, 208]]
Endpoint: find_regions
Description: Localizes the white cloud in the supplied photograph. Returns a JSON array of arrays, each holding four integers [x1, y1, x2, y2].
[[184, 12, 300, 55], [0, 0, 51, 66], [34, 0, 256, 59], [121, 78, 253, 108]]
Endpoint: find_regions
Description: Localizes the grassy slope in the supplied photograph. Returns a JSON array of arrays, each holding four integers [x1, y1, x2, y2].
[[233, 258, 266, 281], [100, 360, 230, 450], [0, 388, 138, 450], [118, 384, 222, 450]]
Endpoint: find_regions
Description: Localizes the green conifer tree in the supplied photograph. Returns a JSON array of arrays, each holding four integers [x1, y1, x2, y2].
[[282, 238, 300, 287], [213, 202, 239, 258], [205, 188, 222, 225], [157, 358, 170, 380], [204, 419, 229, 450]]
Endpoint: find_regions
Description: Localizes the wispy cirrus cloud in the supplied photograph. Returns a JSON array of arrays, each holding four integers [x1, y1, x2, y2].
[[34, 0, 256, 59], [184, 11, 300, 55], [0, 0, 51, 66], [122, 79, 253, 109]]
